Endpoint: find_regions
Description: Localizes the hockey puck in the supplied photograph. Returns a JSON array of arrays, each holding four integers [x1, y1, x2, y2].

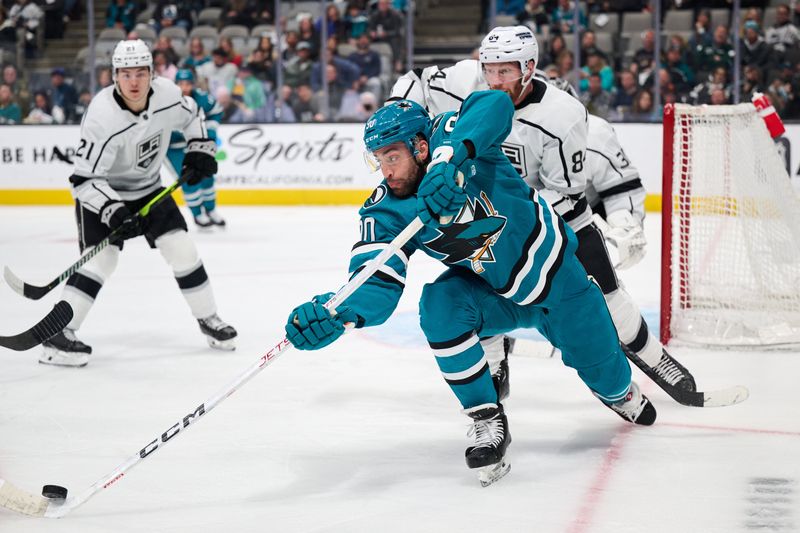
[[42, 484, 68, 500]]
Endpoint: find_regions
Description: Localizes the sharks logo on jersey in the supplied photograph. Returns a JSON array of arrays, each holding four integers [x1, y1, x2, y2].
[[500, 142, 527, 178], [425, 191, 507, 273], [137, 133, 161, 171], [364, 184, 388, 209]]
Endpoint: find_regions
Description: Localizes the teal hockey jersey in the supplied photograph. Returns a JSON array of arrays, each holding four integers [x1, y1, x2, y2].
[[346, 90, 577, 327], [169, 88, 223, 149]]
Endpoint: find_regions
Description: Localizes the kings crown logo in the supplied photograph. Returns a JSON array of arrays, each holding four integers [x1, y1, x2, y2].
[[425, 191, 507, 274], [136, 133, 161, 171]]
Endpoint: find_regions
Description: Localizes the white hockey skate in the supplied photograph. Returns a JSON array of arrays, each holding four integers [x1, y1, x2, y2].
[[198, 314, 237, 350], [601, 381, 657, 426], [193, 212, 213, 231], [464, 403, 511, 487], [40, 329, 91, 367], [207, 209, 226, 228]]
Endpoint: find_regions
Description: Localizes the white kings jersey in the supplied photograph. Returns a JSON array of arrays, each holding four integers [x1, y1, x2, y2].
[[70, 76, 208, 211], [584, 114, 646, 223], [389, 59, 593, 231]]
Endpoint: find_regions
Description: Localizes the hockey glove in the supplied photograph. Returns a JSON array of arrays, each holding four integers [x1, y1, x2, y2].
[[285, 293, 358, 351], [602, 210, 647, 270], [182, 139, 217, 186], [100, 200, 140, 243], [416, 162, 466, 228]]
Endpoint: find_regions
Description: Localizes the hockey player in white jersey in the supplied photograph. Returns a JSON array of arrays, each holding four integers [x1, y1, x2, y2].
[[40, 39, 237, 367], [388, 26, 697, 396]]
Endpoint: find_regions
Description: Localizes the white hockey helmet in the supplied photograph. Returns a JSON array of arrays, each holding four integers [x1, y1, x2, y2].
[[479, 26, 539, 76], [111, 39, 153, 81]]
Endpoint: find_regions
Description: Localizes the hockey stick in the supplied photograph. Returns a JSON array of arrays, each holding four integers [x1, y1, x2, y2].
[[0, 217, 425, 519], [3, 177, 188, 301], [622, 345, 749, 408], [0, 301, 73, 351]]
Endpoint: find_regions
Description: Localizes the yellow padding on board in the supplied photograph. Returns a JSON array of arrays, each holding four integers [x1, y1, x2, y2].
[[0, 190, 666, 211]]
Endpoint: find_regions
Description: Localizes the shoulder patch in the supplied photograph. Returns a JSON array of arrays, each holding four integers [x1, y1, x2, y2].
[[364, 184, 388, 209]]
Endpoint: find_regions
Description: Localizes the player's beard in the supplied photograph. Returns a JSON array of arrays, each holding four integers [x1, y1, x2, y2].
[[390, 161, 425, 199]]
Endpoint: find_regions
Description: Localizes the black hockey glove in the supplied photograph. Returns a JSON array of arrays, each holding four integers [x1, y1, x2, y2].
[[182, 139, 217, 186], [100, 201, 140, 243]]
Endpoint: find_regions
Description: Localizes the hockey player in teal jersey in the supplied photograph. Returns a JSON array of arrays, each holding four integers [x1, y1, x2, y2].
[[166, 69, 226, 229], [285, 93, 656, 487]]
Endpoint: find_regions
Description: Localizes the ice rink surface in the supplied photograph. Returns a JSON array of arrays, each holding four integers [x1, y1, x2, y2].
[[0, 205, 798, 533]]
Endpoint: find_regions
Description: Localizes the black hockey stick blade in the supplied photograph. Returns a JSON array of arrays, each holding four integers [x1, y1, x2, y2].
[[0, 301, 73, 351], [4, 266, 55, 300], [623, 346, 749, 408]]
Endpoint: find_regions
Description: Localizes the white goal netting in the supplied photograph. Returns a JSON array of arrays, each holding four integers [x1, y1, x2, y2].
[[662, 103, 800, 348]]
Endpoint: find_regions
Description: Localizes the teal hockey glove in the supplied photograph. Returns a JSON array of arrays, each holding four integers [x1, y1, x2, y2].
[[416, 162, 466, 227], [285, 293, 358, 350]]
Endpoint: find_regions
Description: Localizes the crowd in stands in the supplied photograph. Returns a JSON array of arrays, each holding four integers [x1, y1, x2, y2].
[[496, 0, 800, 120], [2, 0, 800, 125]]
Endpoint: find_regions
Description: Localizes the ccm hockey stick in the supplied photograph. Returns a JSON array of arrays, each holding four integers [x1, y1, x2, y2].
[[3, 177, 187, 301], [0, 301, 73, 351], [623, 346, 749, 408], [0, 217, 425, 519]]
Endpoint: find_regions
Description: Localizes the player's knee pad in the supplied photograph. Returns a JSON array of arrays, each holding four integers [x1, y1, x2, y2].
[[155, 230, 200, 273], [480, 335, 506, 372], [63, 245, 119, 330], [419, 275, 479, 342], [604, 288, 643, 345]]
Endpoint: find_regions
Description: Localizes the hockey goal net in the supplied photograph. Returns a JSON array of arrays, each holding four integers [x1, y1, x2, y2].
[[660, 103, 800, 348]]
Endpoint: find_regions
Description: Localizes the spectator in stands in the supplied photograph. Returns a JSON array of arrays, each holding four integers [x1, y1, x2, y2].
[[106, 0, 136, 33], [290, 83, 324, 122], [298, 16, 320, 59], [579, 51, 613, 92], [24, 90, 63, 124], [220, 0, 258, 29], [348, 33, 383, 99], [48, 67, 77, 123], [0, 7, 17, 49], [273, 85, 297, 122], [611, 69, 639, 111], [214, 86, 237, 122], [198, 47, 239, 96], [181, 37, 211, 69], [153, 49, 177, 81], [312, 38, 359, 91], [626, 88, 654, 121], [767, 62, 795, 115], [551, 0, 586, 35], [555, 49, 578, 88], [154, 35, 180, 67], [320, 63, 361, 121], [0, 83, 21, 124], [540, 33, 566, 69], [151, 2, 192, 34], [317, 4, 347, 43], [8, 0, 43, 56], [741, 64, 765, 101], [688, 9, 713, 52], [766, 4, 800, 54], [741, 21, 771, 73], [694, 25, 735, 78], [3, 64, 30, 115], [709, 87, 729, 105], [690, 66, 730, 105], [96, 67, 113, 92], [632, 29, 656, 83], [369, 0, 404, 72], [245, 47, 275, 85], [516, 0, 549, 33], [227, 63, 268, 121], [344, 1, 369, 42], [742, 7, 762, 28], [580, 30, 608, 67], [357, 90, 377, 121], [662, 44, 693, 93], [580, 72, 612, 119], [283, 40, 314, 88], [255, 33, 275, 58], [282, 30, 300, 61], [72, 89, 91, 122], [219, 35, 244, 67]]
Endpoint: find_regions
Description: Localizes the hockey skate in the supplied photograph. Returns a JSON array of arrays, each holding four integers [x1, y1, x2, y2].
[[193, 212, 213, 230], [652, 349, 696, 392], [464, 403, 511, 487], [40, 329, 91, 367], [207, 210, 226, 228], [198, 314, 237, 350], [491, 336, 513, 401], [601, 381, 657, 426]]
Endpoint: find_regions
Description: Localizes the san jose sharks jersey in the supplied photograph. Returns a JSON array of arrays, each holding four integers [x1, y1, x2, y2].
[[584, 114, 646, 223], [71, 76, 209, 210], [345, 91, 577, 328], [390, 60, 592, 231], [169, 87, 223, 150]]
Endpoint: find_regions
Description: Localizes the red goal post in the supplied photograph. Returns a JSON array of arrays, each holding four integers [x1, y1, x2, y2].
[[660, 102, 800, 349]]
